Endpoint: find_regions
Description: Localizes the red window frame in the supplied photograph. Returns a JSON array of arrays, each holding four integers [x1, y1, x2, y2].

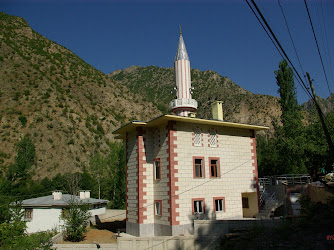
[[208, 157, 220, 178], [192, 198, 205, 215], [193, 156, 205, 178], [154, 200, 162, 216], [154, 158, 161, 180], [213, 197, 226, 213]]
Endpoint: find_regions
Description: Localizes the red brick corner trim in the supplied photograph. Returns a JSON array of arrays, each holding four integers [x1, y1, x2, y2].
[[136, 127, 147, 224], [167, 121, 180, 226], [250, 129, 260, 211], [126, 132, 129, 222]]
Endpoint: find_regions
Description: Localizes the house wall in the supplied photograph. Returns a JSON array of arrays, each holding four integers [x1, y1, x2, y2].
[[25, 208, 63, 234], [125, 121, 260, 236], [89, 207, 106, 217], [170, 123, 258, 235], [242, 192, 258, 218], [25, 206, 107, 234]]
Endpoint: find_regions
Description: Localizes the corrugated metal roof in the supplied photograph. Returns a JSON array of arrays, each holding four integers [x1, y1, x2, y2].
[[21, 194, 108, 207]]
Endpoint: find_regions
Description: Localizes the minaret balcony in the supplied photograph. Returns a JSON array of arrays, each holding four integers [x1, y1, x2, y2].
[[170, 98, 198, 110]]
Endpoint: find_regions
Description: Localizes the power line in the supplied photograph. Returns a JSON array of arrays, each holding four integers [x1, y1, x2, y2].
[[319, 0, 334, 92], [304, 0, 332, 94], [246, 0, 313, 102], [245, 0, 284, 60], [277, 0, 306, 83]]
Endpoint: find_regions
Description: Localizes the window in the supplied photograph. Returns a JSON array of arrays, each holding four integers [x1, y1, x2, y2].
[[194, 128, 202, 146], [154, 200, 162, 216], [209, 158, 220, 178], [24, 208, 33, 220], [213, 197, 225, 212], [192, 198, 205, 214], [242, 197, 249, 208], [209, 130, 217, 147], [154, 159, 161, 180], [193, 157, 205, 178]]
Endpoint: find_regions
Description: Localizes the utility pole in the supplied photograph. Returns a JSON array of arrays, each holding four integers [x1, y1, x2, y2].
[[306, 72, 334, 173]]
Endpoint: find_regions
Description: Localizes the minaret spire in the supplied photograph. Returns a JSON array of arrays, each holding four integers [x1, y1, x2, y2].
[[170, 28, 198, 117]]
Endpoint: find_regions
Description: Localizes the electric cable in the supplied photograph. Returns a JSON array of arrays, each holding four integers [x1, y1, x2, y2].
[[304, 0, 332, 94]]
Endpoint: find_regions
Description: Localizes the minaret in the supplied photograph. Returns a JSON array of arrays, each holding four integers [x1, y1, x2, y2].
[[170, 27, 198, 117]]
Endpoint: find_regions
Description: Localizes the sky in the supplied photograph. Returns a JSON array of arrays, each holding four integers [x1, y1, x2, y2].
[[1, 0, 334, 104]]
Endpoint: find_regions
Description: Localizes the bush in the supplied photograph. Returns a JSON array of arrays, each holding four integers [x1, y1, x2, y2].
[[63, 202, 91, 242], [18, 115, 27, 127]]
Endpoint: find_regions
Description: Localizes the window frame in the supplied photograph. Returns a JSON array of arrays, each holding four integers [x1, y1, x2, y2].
[[213, 197, 225, 213], [209, 157, 220, 178], [193, 156, 205, 178], [154, 200, 162, 216], [193, 128, 202, 147], [192, 198, 205, 215], [209, 129, 217, 147], [154, 158, 161, 180], [24, 208, 33, 220]]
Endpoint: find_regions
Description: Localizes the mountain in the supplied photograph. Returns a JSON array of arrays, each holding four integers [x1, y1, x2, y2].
[[0, 12, 161, 179], [109, 66, 282, 132]]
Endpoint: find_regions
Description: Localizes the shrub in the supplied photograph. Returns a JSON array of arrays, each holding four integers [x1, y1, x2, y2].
[[63, 202, 91, 242], [18, 115, 27, 127]]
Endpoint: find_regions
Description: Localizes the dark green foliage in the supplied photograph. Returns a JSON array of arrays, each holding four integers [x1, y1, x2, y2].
[[0, 201, 27, 247], [275, 59, 303, 137], [18, 115, 27, 127], [7, 135, 35, 181], [63, 202, 91, 242], [258, 60, 334, 177]]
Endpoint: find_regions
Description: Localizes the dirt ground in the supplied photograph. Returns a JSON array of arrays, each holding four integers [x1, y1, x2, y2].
[[60, 227, 117, 244]]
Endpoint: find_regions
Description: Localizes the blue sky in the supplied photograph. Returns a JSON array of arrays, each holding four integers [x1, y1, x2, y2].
[[1, 0, 334, 104]]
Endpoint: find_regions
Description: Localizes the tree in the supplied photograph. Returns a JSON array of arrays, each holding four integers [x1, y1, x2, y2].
[[7, 135, 35, 182], [275, 59, 303, 138], [0, 201, 26, 247], [63, 202, 91, 242], [89, 153, 106, 199]]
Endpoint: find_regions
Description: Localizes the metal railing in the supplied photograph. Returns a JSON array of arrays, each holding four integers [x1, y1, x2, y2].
[[259, 174, 311, 187], [170, 98, 198, 109]]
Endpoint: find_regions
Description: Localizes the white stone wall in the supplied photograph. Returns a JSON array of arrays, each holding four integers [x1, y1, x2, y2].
[[142, 130, 154, 224], [25, 208, 64, 233], [89, 207, 106, 217], [25, 206, 107, 234], [152, 126, 170, 227], [173, 123, 257, 225], [127, 131, 138, 224]]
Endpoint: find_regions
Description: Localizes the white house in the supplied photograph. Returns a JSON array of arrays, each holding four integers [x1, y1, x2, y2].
[[113, 30, 268, 236], [21, 190, 108, 234]]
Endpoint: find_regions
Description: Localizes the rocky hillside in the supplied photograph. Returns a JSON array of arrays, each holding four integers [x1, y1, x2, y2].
[[0, 12, 161, 179], [109, 66, 282, 132]]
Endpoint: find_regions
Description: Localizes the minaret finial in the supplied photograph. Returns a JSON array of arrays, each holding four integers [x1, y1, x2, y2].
[[179, 25, 182, 35]]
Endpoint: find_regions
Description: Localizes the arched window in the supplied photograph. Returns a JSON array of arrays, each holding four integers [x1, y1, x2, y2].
[[194, 128, 202, 146], [209, 130, 217, 147]]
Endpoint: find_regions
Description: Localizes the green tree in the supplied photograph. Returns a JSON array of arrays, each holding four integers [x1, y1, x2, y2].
[[0, 201, 27, 247], [63, 202, 91, 242], [89, 153, 106, 199], [7, 135, 35, 181], [275, 59, 303, 138]]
